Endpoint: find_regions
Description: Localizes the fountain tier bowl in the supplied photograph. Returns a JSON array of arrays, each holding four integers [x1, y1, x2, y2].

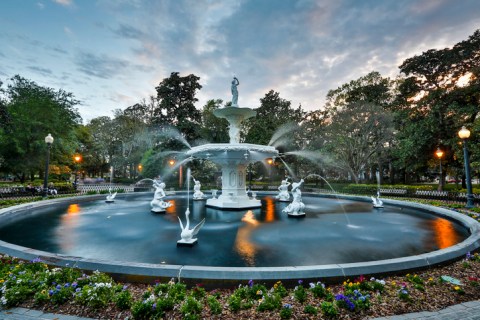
[[0, 192, 479, 286]]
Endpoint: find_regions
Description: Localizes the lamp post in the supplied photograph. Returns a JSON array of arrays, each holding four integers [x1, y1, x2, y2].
[[73, 154, 82, 190], [435, 147, 444, 191], [43, 134, 54, 197], [458, 126, 474, 208]]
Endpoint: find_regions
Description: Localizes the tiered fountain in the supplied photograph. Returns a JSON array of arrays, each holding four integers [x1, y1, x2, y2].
[[186, 77, 278, 209]]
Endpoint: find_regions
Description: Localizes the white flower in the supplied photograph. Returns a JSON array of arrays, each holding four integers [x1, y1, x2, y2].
[[1, 296, 7, 305]]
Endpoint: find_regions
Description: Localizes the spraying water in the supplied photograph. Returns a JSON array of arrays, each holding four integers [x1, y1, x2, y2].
[[268, 122, 299, 147]]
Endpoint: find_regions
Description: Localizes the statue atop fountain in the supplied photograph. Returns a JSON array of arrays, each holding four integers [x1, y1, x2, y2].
[[275, 178, 291, 202], [150, 180, 172, 213], [231, 76, 239, 107], [192, 178, 205, 200], [283, 179, 305, 217]]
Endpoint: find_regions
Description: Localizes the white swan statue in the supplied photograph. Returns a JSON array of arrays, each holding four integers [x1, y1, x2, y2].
[[371, 191, 384, 208], [105, 188, 117, 203], [177, 208, 206, 246]]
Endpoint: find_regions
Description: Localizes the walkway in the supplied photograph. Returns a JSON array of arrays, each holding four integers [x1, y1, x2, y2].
[[1, 301, 480, 319]]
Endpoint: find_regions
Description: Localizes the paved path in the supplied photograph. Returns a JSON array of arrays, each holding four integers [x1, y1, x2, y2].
[[1, 301, 480, 319]]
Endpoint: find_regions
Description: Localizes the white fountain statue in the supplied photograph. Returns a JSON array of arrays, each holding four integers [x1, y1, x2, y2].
[[282, 179, 305, 217], [371, 191, 384, 208], [192, 177, 205, 200], [150, 180, 172, 213], [177, 208, 206, 246], [185, 77, 279, 209], [105, 188, 117, 203], [275, 178, 291, 202]]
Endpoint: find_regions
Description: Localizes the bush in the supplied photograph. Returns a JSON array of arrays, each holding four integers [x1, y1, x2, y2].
[[321, 301, 339, 318], [207, 294, 222, 315], [180, 295, 203, 320]]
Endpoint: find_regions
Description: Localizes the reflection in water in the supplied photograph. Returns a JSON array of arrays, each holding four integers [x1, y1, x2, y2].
[[432, 218, 460, 249], [67, 204, 81, 215], [58, 204, 82, 251], [235, 211, 259, 266], [264, 197, 275, 222]]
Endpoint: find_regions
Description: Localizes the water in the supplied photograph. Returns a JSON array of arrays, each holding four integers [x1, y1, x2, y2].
[[0, 194, 469, 267]]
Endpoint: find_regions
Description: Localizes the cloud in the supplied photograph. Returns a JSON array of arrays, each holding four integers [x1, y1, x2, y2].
[[37, 2, 45, 9], [75, 51, 130, 79], [27, 66, 53, 76], [52, 0, 73, 7]]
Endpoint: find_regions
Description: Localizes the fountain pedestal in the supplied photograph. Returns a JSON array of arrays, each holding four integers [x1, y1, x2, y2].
[[186, 103, 278, 210]]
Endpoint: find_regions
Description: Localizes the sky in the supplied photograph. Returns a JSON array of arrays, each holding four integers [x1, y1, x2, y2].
[[1, 0, 479, 124]]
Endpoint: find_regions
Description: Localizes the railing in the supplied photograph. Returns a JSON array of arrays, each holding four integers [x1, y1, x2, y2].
[[1, 183, 478, 206]]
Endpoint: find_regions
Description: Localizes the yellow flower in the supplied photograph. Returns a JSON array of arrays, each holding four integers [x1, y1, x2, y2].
[[343, 281, 347, 286], [391, 281, 396, 286], [454, 286, 460, 291], [349, 283, 353, 287], [15, 265, 20, 268], [0, 279, 4, 283], [428, 277, 433, 281]]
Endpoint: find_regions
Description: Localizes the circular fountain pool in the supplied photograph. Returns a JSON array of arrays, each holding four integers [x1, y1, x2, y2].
[[0, 193, 479, 284]]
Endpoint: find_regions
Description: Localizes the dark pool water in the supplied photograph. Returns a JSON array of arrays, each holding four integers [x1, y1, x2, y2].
[[0, 193, 470, 267]]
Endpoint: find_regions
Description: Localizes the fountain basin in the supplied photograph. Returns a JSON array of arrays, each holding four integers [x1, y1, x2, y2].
[[0, 193, 478, 286]]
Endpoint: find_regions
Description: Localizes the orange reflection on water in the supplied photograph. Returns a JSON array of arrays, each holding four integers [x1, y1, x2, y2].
[[67, 203, 80, 215], [58, 204, 82, 251], [431, 218, 460, 249], [264, 197, 275, 222], [166, 199, 176, 214], [235, 210, 259, 266]]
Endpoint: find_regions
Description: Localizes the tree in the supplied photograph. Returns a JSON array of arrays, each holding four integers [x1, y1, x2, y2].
[[243, 90, 305, 146], [322, 102, 394, 183], [392, 29, 480, 183], [154, 72, 202, 142], [199, 99, 229, 144], [0, 75, 81, 182]]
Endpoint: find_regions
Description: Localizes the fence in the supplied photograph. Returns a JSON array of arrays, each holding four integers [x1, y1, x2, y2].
[[1, 183, 478, 206]]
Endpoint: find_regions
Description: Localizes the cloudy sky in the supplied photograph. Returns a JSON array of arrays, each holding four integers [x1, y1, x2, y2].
[[1, 0, 479, 123]]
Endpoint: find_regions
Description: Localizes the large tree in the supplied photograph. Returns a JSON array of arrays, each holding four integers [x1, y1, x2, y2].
[[199, 99, 229, 144], [0, 75, 81, 182], [392, 29, 480, 184], [154, 72, 202, 142]]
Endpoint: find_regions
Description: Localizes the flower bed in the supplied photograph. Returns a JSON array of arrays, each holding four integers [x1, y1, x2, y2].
[[1, 253, 479, 319]]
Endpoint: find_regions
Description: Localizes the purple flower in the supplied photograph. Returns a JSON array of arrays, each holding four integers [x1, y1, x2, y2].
[[75, 288, 81, 292], [56, 284, 62, 290], [72, 282, 78, 288], [123, 285, 128, 291], [31, 257, 42, 263], [248, 279, 254, 287], [466, 251, 472, 260], [48, 290, 54, 296], [298, 279, 303, 285], [152, 303, 157, 310], [64, 283, 70, 287], [283, 303, 292, 309]]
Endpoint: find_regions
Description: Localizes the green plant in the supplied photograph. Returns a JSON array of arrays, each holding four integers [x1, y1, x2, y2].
[[273, 281, 288, 297], [180, 295, 203, 320], [207, 294, 222, 315], [257, 292, 281, 311], [279, 303, 293, 319], [75, 282, 114, 309], [114, 287, 132, 310], [293, 284, 307, 303], [309, 281, 326, 298], [304, 304, 318, 315], [321, 301, 339, 318]]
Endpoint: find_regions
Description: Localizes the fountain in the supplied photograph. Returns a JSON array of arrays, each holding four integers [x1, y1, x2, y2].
[[192, 177, 205, 200], [185, 77, 278, 209], [0, 78, 478, 285]]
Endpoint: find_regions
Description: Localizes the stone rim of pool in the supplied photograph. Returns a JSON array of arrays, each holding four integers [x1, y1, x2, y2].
[[0, 193, 479, 286]]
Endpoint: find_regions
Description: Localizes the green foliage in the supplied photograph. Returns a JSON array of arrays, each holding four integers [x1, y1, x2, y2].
[[180, 295, 203, 320], [279, 304, 293, 319], [304, 304, 318, 315], [256, 292, 282, 311], [114, 287, 133, 310], [310, 281, 327, 298], [321, 301, 339, 318], [293, 284, 307, 304], [207, 294, 222, 315]]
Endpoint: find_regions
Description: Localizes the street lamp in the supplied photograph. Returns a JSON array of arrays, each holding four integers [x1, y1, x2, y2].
[[73, 154, 82, 190], [435, 147, 444, 191], [43, 134, 54, 197], [458, 126, 474, 208]]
